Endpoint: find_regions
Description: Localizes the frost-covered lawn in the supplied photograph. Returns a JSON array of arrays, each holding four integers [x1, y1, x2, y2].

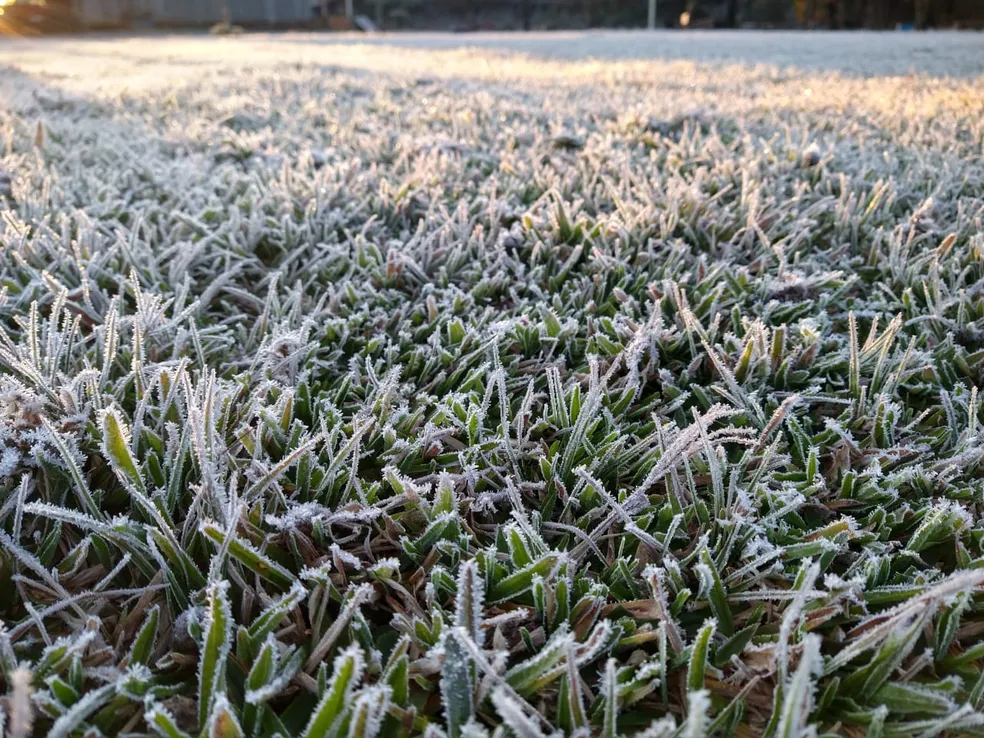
[[2, 30, 984, 738]]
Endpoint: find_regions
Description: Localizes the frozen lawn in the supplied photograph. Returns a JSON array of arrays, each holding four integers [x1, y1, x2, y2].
[[2, 30, 984, 738]]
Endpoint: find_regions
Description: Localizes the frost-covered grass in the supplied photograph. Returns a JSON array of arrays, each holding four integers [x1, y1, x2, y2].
[[1, 30, 984, 738]]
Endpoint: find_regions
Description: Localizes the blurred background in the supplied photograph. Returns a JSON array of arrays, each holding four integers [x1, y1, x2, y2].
[[1, 0, 981, 35]]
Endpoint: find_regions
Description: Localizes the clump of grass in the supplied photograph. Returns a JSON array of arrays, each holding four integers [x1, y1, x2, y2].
[[1, 32, 984, 738], [210, 22, 245, 36]]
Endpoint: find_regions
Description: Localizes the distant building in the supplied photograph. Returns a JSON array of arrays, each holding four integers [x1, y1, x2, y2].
[[150, 0, 315, 27], [71, 0, 318, 28], [72, 0, 129, 27]]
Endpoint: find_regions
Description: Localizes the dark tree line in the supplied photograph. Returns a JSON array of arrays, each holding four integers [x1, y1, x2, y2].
[[379, 0, 981, 29], [797, 0, 968, 29]]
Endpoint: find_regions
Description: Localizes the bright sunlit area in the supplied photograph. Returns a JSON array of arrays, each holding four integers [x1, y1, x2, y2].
[[2, 3, 984, 738]]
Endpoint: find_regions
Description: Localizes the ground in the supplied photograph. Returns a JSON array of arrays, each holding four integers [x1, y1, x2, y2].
[[1, 30, 984, 738]]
